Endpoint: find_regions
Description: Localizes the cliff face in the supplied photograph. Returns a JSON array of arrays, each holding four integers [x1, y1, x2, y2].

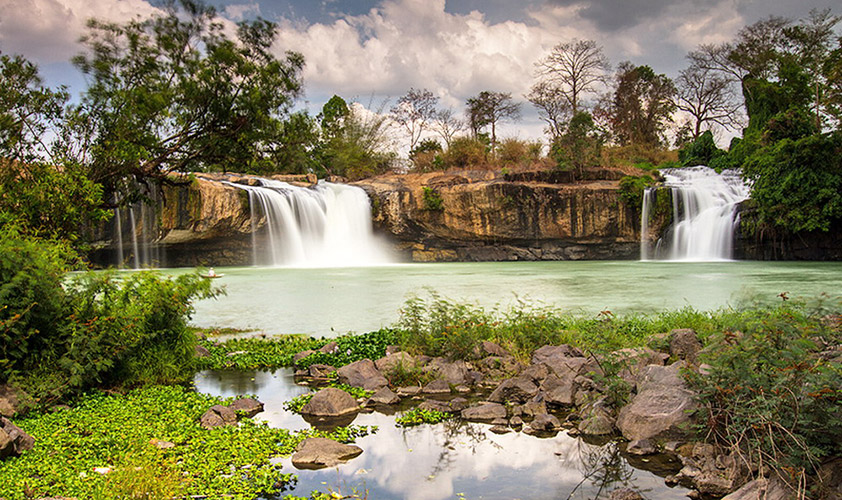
[[354, 169, 642, 262]]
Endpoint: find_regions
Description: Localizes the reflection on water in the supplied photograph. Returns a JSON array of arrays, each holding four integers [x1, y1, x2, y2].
[[194, 369, 690, 500], [187, 261, 842, 337]]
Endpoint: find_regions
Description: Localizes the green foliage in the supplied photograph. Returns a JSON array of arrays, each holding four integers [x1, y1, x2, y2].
[[409, 139, 444, 172], [316, 100, 397, 180], [496, 138, 540, 166], [687, 304, 842, 488], [442, 136, 487, 168], [198, 329, 398, 371], [73, 0, 304, 200], [0, 385, 374, 499], [742, 131, 842, 232], [421, 187, 444, 211], [0, 228, 219, 404], [465, 91, 521, 147], [678, 130, 725, 167], [606, 63, 676, 148], [551, 111, 603, 175], [618, 175, 654, 211], [395, 407, 452, 427]]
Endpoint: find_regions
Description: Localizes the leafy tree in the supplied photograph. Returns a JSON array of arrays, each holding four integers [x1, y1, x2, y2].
[[678, 130, 725, 167], [73, 0, 304, 202], [390, 88, 438, 151], [551, 111, 602, 177], [0, 53, 69, 163], [465, 91, 521, 149], [675, 62, 743, 140], [604, 63, 676, 147], [526, 80, 570, 140], [259, 112, 320, 175], [534, 39, 610, 115], [318, 101, 397, 180]]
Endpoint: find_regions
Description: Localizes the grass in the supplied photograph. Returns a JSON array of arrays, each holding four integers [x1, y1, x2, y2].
[[0, 385, 375, 500]]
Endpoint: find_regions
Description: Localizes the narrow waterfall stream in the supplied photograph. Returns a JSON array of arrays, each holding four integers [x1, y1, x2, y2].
[[641, 166, 751, 261], [229, 179, 393, 267]]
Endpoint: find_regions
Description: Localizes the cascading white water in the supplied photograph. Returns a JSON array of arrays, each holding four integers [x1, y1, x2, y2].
[[641, 166, 751, 261], [229, 179, 393, 267]]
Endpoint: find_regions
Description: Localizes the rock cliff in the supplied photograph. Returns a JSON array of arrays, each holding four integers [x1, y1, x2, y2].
[[354, 168, 641, 262]]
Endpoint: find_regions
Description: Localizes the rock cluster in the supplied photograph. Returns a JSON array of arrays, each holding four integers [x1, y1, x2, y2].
[[199, 397, 264, 429], [0, 416, 34, 459]]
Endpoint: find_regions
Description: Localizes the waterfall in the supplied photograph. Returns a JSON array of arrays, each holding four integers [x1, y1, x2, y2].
[[229, 179, 392, 267], [641, 166, 750, 261]]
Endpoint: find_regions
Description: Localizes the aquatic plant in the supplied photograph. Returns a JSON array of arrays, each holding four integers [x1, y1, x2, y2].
[[395, 407, 453, 427]]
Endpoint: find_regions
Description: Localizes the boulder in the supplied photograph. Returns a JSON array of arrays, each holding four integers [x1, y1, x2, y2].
[[291, 437, 363, 470], [720, 477, 791, 500], [449, 397, 469, 412], [307, 364, 337, 379], [527, 413, 561, 433], [194, 344, 211, 358], [461, 402, 507, 422], [531, 345, 584, 365], [0, 386, 25, 418], [521, 363, 550, 384], [199, 405, 238, 429], [608, 489, 644, 500], [418, 399, 452, 413], [396, 386, 422, 397], [375, 352, 417, 374], [675, 443, 747, 497], [424, 358, 471, 386], [520, 400, 548, 417], [367, 387, 400, 406], [540, 373, 577, 406], [617, 362, 696, 442], [337, 359, 388, 391], [478, 341, 511, 358], [293, 350, 315, 366], [669, 329, 702, 364], [488, 376, 538, 404], [626, 439, 656, 456], [608, 348, 669, 384], [318, 341, 339, 354], [230, 398, 264, 418], [816, 458, 842, 500], [577, 398, 616, 436], [300, 388, 360, 417], [422, 379, 451, 395]]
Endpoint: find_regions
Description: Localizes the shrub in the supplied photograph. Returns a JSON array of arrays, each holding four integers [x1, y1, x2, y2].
[[421, 187, 444, 211], [618, 175, 655, 211], [678, 130, 725, 167], [442, 136, 487, 169], [496, 138, 539, 167]]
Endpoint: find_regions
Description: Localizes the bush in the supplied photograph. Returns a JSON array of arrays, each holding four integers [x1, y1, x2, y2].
[[0, 227, 220, 405], [442, 136, 487, 169], [421, 187, 444, 211], [496, 138, 540, 167], [618, 175, 655, 211], [678, 130, 725, 167]]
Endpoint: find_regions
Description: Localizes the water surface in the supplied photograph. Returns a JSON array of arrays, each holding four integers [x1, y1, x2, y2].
[[189, 261, 842, 337]]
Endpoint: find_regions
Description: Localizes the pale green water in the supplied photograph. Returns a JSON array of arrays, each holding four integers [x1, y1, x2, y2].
[[189, 261, 842, 337]]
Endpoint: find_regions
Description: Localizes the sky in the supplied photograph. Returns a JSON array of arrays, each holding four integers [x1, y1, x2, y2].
[[0, 0, 839, 147]]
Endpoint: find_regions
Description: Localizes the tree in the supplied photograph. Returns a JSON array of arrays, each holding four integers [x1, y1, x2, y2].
[[526, 80, 570, 140], [73, 0, 304, 202], [390, 88, 438, 152], [465, 91, 521, 149], [674, 62, 743, 140], [0, 53, 69, 163], [551, 111, 602, 177], [432, 107, 464, 148], [535, 39, 610, 115], [317, 100, 397, 180], [605, 63, 676, 147]]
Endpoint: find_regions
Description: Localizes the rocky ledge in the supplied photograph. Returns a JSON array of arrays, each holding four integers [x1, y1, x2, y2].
[[354, 167, 642, 262]]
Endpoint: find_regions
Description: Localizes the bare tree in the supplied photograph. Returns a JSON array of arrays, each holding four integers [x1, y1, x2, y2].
[[675, 62, 743, 140], [465, 91, 521, 149], [390, 88, 438, 151], [525, 80, 571, 140], [432, 107, 464, 147], [535, 39, 610, 114]]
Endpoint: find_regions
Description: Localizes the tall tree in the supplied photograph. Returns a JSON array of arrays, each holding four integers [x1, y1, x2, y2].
[[674, 62, 743, 140], [432, 107, 464, 148], [534, 39, 610, 115], [526, 80, 570, 140], [73, 0, 304, 202], [390, 88, 438, 152], [605, 62, 676, 147], [465, 91, 521, 148]]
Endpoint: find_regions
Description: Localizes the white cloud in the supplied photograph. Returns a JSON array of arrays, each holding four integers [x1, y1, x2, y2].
[[223, 2, 261, 22], [0, 0, 160, 63]]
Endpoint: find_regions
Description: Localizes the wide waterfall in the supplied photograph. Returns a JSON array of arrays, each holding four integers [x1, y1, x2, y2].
[[641, 166, 750, 261], [229, 179, 393, 267]]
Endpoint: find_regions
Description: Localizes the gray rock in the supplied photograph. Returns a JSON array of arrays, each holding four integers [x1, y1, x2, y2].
[[479, 341, 511, 358], [0, 385, 25, 418], [307, 363, 337, 379], [461, 402, 507, 422], [418, 399, 452, 413], [396, 386, 422, 397], [488, 376, 538, 404], [521, 363, 550, 383], [528, 413, 561, 432], [449, 397, 469, 412], [669, 329, 702, 364], [541, 374, 577, 406], [425, 358, 471, 386], [608, 488, 644, 500], [720, 477, 792, 500], [577, 399, 616, 436], [422, 379, 451, 394], [291, 437, 363, 470], [318, 341, 339, 354], [636, 361, 686, 392], [230, 398, 264, 418], [194, 344, 211, 358], [300, 388, 360, 417], [489, 425, 510, 434], [626, 439, 657, 455], [521, 400, 547, 417], [337, 359, 388, 391], [368, 387, 400, 405], [199, 405, 238, 429], [375, 352, 417, 375], [616, 386, 695, 441], [293, 350, 315, 366], [531, 345, 584, 365]]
